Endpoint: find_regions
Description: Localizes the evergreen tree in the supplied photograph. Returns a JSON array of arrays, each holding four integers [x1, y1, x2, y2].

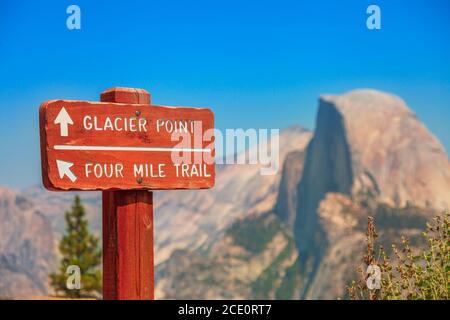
[[50, 195, 102, 298]]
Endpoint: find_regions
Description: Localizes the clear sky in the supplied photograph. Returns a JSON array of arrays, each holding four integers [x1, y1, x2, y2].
[[0, 0, 449, 188]]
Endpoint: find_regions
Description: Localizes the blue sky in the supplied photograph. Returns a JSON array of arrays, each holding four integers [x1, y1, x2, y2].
[[0, 0, 449, 188]]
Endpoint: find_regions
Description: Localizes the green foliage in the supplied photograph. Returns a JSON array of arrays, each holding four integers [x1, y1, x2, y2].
[[50, 195, 102, 298], [374, 203, 428, 230], [227, 213, 281, 254], [347, 212, 450, 300], [226, 213, 300, 299], [252, 235, 295, 299], [275, 257, 301, 299]]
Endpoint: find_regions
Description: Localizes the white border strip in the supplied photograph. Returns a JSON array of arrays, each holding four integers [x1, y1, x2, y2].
[[54, 145, 211, 153]]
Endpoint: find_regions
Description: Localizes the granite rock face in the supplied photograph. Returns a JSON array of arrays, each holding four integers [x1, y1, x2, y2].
[[0, 187, 56, 298], [153, 126, 313, 266], [156, 89, 450, 299], [319, 89, 450, 210], [289, 89, 450, 298], [274, 150, 307, 233], [154, 126, 312, 299]]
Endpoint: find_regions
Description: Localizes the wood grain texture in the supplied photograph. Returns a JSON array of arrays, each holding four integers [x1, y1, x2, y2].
[[39, 97, 215, 191], [101, 87, 151, 104], [102, 87, 154, 300], [102, 190, 154, 300]]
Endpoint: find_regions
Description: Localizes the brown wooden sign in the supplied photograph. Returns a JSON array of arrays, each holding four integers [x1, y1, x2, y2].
[[39, 99, 215, 191]]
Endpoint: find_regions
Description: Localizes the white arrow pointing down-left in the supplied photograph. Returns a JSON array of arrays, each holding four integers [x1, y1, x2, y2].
[[56, 160, 77, 182]]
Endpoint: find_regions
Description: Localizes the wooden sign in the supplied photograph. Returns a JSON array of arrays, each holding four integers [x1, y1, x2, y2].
[[39, 87, 214, 300], [39, 99, 215, 191]]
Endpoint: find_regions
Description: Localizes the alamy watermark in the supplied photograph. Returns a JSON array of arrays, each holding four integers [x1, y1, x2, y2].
[[366, 264, 381, 290], [164, 119, 280, 176], [66, 265, 81, 290], [366, 4, 381, 30], [66, 5, 81, 30], [66, 4, 382, 32]]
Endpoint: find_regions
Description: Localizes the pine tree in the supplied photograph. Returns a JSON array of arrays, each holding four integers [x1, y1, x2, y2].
[[50, 195, 102, 298]]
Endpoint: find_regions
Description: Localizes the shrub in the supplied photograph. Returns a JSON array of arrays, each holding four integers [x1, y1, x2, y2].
[[347, 212, 449, 300]]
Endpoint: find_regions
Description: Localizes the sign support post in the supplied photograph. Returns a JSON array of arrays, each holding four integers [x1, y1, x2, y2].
[[101, 88, 154, 300]]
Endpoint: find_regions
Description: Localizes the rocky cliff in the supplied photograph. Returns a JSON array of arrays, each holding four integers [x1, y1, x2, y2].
[[156, 212, 301, 299], [0, 187, 56, 298], [284, 89, 450, 298], [319, 89, 450, 210], [22, 187, 102, 236], [153, 126, 313, 266], [154, 126, 312, 298]]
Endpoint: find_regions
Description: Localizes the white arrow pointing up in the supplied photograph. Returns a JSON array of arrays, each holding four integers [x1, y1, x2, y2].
[[54, 107, 73, 137], [56, 160, 77, 182]]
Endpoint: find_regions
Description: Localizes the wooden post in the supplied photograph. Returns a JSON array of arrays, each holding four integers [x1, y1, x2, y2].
[[101, 87, 154, 300]]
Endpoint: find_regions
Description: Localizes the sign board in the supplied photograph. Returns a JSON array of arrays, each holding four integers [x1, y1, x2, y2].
[[39, 100, 215, 191]]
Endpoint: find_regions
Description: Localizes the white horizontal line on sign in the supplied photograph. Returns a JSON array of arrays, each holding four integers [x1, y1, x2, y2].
[[54, 145, 212, 153]]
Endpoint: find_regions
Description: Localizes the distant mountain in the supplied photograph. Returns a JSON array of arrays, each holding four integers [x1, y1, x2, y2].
[[6, 125, 312, 299], [283, 89, 450, 298], [0, 187, 55, 298], [0, 186, 101, 299], [153, 125, 313, 267], [156, 212, 301, 299], [22, 187, 102, 236], [3, 89, 449, 300], [316, 89, 450, 210], [155, 89, 450, 299], [155, 126, 312, 298]]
